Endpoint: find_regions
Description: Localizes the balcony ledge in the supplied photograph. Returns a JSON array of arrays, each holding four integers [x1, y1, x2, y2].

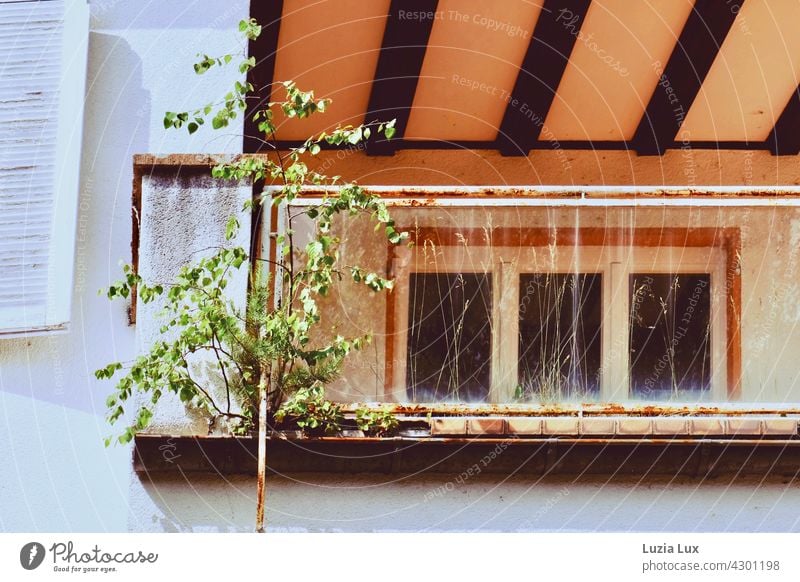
[[133, 413, 800, 478]]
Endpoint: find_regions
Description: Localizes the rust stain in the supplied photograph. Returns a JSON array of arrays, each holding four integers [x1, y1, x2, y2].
[[134, 433, 800, 446], [407, 198, 437, 207], [338, 402, 800, 417], [130, 155, 800, 199], [263, 434, 800, 447]]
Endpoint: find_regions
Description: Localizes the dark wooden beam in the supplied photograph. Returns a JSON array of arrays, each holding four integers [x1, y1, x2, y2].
[[134, 434, 800, 477], [243, 0, 284, 153], [365, 0, 439, 156], [768, 86, 800, 155], [496, 0, 592, 156], [632, 0, 744, 155]]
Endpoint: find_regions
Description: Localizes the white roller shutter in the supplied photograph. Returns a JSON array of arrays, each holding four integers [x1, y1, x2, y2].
[[0, 0, 87, 334]]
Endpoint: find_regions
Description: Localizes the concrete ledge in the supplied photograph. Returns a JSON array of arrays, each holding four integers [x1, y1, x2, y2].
[[616, 418, 653, 435], [727, 418, 763, 435], [763, 418, 799, 435], [691, 418, 726, 435], [431, 417, 467, 435], [506, 417, 542, 435], [467, 418, 506, 435], [580, 418, 616, 435], [429, 416, 798, 437], [543, 418, 580, 434], [652, 418, 690, 435]]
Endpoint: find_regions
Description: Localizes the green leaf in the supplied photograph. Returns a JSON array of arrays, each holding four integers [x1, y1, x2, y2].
[[101, 49, 407, 446], [225, 216, 240, 241], [347, 127, 362, 144], [118, 429, 133, 445], [163, 112, 176, 129]]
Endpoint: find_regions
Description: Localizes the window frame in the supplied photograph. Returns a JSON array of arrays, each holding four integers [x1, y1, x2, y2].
[[386, 226, 742, 403]]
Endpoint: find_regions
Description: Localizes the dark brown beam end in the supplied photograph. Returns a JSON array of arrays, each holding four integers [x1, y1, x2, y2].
[[365, 0, 439, 156], [633, 0, 744, 156], [243, 0, 284, 154], [768, 86, 800, 156], [496, 0, 592, 157]]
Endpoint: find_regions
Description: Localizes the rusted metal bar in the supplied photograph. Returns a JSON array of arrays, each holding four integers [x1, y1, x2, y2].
[[130, 159, 800, 199], [134, 433, 800, 445], [254, 372, 268, 533], [266, 435, 800, 446], [278, 184, 800, 199], [335, 402, 800, 417]]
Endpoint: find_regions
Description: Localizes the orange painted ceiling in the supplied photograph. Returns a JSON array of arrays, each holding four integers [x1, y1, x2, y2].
[[264, 0, 800, 149]]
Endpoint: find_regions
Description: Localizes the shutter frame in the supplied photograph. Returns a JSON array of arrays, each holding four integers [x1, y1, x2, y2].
[[0, 0, 89, 335]]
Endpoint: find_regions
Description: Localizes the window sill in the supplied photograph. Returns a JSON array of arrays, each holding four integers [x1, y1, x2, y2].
[[133, 412, 800, 478]]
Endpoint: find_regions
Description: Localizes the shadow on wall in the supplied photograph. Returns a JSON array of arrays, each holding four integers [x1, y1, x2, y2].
[[132, 472, 800, 533], [130, 473, 256, 532], [0, 32, 147, 414], [89, 0, 250, 31]]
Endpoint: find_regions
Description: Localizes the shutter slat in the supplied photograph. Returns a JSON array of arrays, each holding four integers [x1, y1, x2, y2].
[[0, 0, 65, 330]]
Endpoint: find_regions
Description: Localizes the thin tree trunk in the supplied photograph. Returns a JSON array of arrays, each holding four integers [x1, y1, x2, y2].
[[255, 368, 269, 533]]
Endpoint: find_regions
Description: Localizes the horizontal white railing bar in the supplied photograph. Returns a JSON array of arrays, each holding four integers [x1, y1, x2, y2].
[[268, 186, 800, 206], [288, 196, 800, 207]]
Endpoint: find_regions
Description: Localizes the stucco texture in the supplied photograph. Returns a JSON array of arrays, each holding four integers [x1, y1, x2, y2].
[[132, 472, 800, 533]]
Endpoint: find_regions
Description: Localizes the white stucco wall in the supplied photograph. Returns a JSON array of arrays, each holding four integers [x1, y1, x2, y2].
[[0, 0, 248, 532], [131, 473, 800, 533], [3, 0, 800, 534], [135, 172, 251, 435]]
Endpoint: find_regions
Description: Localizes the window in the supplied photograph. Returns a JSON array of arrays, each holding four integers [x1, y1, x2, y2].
[[629, 273, 712, 400], [406, 272, 493, 402], [0, 0, 88, 334], [288, 199, 800, 407], [518, 272, 602, 400], [388, 227, 732, 403]]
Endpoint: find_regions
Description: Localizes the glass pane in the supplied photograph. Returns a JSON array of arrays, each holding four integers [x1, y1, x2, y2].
[[629, 274, 712, 400], [406, 272, 492, 402], [518, 273, 602, 401], [294, 203, 800, 404]]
